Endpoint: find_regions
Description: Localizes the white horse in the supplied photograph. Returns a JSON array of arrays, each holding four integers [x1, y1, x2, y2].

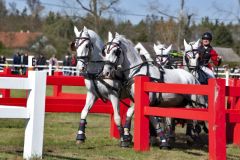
[[102, 32, 207, 148], [72, 26, 129, 145], [153, 42, 173, 68], [183, 39, 215, 84]]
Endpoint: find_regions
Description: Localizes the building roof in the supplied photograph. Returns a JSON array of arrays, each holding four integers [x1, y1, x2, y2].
[[213, 47, 240, 62], [0, 31, 42, 49]]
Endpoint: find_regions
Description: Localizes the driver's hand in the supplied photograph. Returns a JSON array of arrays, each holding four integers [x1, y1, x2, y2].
[[217, 56, 222, 61]]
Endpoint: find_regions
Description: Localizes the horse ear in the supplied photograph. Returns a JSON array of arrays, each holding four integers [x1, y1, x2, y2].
[[153, 44, 160, 55], [193, 39, 200, 49], [184, 39, 189, 50], [164, 44, 172, 55], [115, 32, 120, 38], [83, 26, 88, 32], [74, 26, 79, 37], [108, 32, 113, 41]]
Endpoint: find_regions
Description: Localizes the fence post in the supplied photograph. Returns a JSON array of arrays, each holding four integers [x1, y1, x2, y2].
[[208, 78, 226, 160], [227, 78, 237, 143], [0, 88, 10, 98], [23, 71, 47, 159], [53, 71, 63, 96], [134, 76, 150, 151], [233, 79, 240, 145], [0, 68, 11, 97]]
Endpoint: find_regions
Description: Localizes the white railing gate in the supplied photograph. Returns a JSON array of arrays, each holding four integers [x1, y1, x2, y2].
[[0, 71, 47, 159]]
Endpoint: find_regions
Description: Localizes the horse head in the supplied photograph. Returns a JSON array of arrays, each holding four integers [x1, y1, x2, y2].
[[102, 32, 126, 78], [71, 26, 94, 72], [183, 39, 200, 70], [153, 42, 172, 66]]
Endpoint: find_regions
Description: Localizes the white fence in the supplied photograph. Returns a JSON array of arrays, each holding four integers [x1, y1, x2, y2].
[[0, 71, 47, 159]]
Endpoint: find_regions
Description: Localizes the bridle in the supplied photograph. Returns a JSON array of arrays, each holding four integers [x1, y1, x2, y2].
[[71, 30, 94, 65], [155, 48, 169, 65], [185, 44, 200, 70], [102, 39, 123, 68]]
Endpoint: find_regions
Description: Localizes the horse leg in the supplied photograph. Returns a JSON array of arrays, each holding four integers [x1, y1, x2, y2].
[[121, 105, 134, 147], [165, 117, 176, 144], [109, 94, 126, 146], [149, 116, 172, 149], [76, 91, 97, 144]]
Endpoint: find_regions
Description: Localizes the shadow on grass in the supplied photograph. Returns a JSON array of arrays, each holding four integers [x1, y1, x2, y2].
[[227, 154, 240, 160], [148, 132, 209, 157], [44, 153, 86, 160]]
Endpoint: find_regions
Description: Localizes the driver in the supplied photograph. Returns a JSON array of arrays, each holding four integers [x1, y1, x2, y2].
[[198, 32, 222, 69]]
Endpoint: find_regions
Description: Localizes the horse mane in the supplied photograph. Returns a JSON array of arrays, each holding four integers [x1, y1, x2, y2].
[[87, 29, 104, 50], [86, 29, 104, 60], [117, 35, 142, 62]]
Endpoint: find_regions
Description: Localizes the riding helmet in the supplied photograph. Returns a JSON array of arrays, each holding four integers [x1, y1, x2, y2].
[[202, 32, 212, 41]]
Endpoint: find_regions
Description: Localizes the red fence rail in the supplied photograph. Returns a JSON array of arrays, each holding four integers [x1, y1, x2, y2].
[[0, 68, 129, 139], [134, 76, 240, 160]]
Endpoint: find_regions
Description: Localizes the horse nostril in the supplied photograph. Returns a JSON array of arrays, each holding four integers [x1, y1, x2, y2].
[[106, 72, 110, 76]]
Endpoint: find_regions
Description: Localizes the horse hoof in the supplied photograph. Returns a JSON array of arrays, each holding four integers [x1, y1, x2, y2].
[[159, 143, 172, 149], [76, 133, 86, 144], [76, 140, 85, 144], [159, 141, 172, 150], [186, 135, 197, 146]]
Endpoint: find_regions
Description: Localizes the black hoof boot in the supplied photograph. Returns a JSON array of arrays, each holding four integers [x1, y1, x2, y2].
[[76, 133, 86, 144], [186, 135, 195, 146], [186, 134, 202, 147], [120, 134, 132, 147], [159, 139, 172, 149]]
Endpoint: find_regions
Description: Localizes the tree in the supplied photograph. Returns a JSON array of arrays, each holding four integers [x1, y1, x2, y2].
[[8, 2, 19, 15], [75, 0, 119, 32], [26, 0, 44, 18], [0, 0, 7, 17], [213, 23, 233, 47], [134, 20, 148, 42], [43, 13, 74, 57], [0, 0, 7, 30]]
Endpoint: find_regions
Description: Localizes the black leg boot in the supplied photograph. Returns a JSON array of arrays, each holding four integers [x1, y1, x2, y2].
[[121, 117, 132, 147], [117, 126, 125, 147], [166, 125, 176, 145], [186, 123, 197, 146], [76, 119, 87, 144], [156, 128, 171, 149]]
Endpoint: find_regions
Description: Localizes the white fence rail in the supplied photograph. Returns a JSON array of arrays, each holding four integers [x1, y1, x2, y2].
[[0, 71, 47, 159]]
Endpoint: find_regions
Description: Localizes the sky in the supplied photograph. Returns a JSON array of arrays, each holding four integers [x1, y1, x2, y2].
[[4, 0, 240, 24]]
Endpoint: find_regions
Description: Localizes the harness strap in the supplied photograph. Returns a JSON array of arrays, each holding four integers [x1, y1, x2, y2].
[[92, 78, 108, 103]]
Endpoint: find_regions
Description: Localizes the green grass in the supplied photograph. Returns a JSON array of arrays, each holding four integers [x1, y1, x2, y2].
[[0, 113, 239, 160], [1, 86, 240, 159], [9, 85, 87, 98]]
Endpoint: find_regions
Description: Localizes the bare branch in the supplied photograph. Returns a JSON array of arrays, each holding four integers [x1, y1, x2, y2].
[[76, 0, 94, 14], [157, 10, 178, 19], [213, 1, 240, 23], [148, 0, 178, 19], [99, 0, 119, 16], [89, 0, 93, 11]]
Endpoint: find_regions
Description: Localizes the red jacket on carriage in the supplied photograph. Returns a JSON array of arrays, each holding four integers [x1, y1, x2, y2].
[[198, 45, 221, 70]]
